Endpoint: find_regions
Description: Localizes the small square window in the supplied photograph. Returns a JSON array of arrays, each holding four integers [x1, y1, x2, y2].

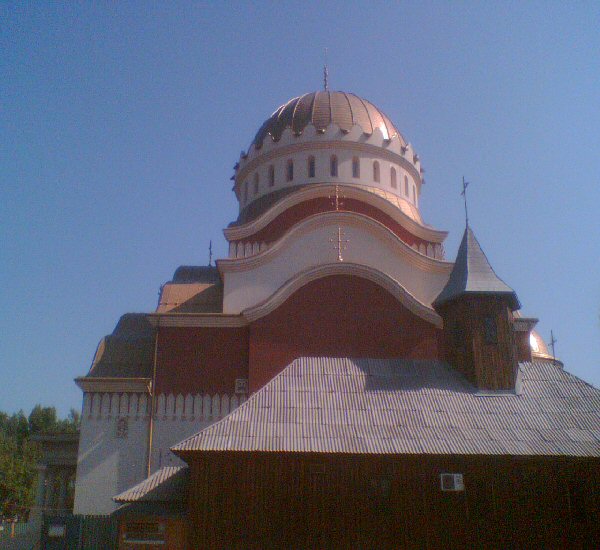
[[484, 316, 498, 344]]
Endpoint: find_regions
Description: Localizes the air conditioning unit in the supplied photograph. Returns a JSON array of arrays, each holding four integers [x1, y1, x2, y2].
[[440, 473, 464, 492]]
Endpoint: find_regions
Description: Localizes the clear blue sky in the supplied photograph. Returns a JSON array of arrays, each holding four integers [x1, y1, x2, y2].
[[1, 2, 599, 416]]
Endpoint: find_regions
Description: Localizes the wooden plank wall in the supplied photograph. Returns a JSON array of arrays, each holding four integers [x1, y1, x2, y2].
[[186, 452, 600, 549], [440, 297, 517, 390]]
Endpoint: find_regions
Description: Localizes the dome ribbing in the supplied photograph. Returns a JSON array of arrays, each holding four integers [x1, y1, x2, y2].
[[252, 91, 405, 149]]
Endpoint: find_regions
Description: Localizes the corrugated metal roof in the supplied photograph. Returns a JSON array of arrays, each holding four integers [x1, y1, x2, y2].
[[113, 466, 188, 503], [172, 358, 600, 457], [433, 227, 520, 310]]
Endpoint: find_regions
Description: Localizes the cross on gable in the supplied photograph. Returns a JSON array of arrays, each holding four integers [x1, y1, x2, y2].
[[329, 184, 345, 211], [329, 226, 349, 262]]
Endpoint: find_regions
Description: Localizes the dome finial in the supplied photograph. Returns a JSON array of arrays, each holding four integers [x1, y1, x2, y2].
[[323, 47, 329, 90]]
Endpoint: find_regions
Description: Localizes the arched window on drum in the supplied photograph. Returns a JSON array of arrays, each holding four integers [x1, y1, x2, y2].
[[390, 167, 397, 189], [286, 159, 294, 182], [253, 173, 259, 195], [330, 155, 338, 177], [352, 157, 360, 178], [268, 165, 275, 187], [308, 156, 316, 178], [373, 161, 380, 183]]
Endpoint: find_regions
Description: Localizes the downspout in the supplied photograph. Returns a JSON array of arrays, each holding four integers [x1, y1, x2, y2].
[[147, 315, 159, 478]]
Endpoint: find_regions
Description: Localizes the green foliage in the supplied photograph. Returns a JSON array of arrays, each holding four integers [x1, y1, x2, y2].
[[0, 406, 80, 519]]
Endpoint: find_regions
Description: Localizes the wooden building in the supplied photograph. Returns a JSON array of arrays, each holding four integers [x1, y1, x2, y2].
[[171, 358, 600, 549]]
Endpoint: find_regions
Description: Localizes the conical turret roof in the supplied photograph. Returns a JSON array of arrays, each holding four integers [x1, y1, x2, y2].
[[433, 227, 520, 310]]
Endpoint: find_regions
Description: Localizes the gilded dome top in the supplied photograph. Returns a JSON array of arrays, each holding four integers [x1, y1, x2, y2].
[[530, 329, 555, 362], [252, 91, 405, 149]]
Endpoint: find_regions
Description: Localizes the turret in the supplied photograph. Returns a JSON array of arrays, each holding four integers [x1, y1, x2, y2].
[[433, 227, 521, 391]]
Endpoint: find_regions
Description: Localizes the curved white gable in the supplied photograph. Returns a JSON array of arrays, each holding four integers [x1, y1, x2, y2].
[[219, 212, 452, 319], [243, 263, 442, 326]]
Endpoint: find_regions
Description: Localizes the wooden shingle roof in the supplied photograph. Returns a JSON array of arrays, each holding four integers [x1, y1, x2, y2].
[[433, 227, 520, 310], [172, 357, 600, 457]]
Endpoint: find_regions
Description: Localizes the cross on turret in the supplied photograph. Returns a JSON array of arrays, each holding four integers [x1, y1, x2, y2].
[[461, 176, 470, 227]]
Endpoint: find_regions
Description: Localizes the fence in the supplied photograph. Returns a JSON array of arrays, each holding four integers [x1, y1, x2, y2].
[[0, 521, 30, 539], [40, 513, 118, 550]]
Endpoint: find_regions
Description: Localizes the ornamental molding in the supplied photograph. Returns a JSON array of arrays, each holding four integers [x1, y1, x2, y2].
[[75, 377, 152, 394], [219, 211, 453, 275], [242, 263, 443, 327], [235, 139, 422, 187], [146, 313, 247, 328], [225, 183, 448, 243]]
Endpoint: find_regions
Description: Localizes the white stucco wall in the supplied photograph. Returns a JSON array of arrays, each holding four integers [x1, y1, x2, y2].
[[150, 392, 246, 470], [73, 391, 245, 515], [73, 392, 150, 515], [235, 124, 422, 214]]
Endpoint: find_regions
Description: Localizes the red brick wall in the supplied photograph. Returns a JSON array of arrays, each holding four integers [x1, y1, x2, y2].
[[249, 275, 441, 392], [155, 327, 249, 395], [237, 197, 433, 249], [154, 276, 441, 396]]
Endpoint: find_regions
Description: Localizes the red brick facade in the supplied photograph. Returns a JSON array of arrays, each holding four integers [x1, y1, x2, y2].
[[155, 275, 441, 395], [248, 275, 441, 392], [155, 327, 249, 395]]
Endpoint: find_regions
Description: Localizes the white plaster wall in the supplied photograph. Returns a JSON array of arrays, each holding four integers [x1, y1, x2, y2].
[[235, 124, 422, 212], [239, 146, 420, 211], [73, 391, 246, 515], [73, 392, 150, 515], [222, 213, 451, 316], [150, 393, 245, 470]]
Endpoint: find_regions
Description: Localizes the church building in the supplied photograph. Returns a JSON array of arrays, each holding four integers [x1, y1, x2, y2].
[[72, 90, 600, 548]]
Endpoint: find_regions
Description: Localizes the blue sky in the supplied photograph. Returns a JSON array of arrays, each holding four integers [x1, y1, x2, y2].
[[1, 2, 599, 416]]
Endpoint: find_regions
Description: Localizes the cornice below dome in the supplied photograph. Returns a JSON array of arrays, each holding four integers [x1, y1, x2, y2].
[[252, 91, 405, 149]]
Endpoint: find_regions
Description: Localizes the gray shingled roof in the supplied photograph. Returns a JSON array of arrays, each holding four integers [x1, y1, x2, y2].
[[433, 227, 520, 310], [113, 466, 188, 503], [171, 265, 220, 284], [172, 357, 600, 457], [87, 314, 155, 378]]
